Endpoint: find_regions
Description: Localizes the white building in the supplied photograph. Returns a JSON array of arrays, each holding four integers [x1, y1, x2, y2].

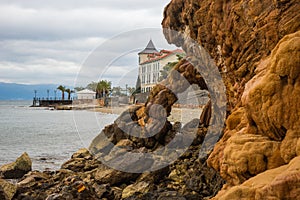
[[76, 89, 96, 100], [138, 40, 184, 93]]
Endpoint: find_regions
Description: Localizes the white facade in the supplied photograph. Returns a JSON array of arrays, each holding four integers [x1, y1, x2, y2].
[[138, 41, 184, 93], [76, 89, 96, 100]]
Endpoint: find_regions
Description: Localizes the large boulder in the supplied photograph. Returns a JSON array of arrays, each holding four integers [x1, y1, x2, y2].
[[0, 152, 32, 179]]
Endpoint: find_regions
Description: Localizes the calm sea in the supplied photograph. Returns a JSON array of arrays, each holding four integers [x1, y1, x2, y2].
[[0, 100, 117, 171]]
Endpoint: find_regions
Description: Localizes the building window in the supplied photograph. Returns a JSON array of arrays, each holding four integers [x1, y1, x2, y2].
[[142, 75, 145, 84]]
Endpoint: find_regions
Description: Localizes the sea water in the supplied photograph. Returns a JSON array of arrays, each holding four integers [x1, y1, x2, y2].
[[0, 100, 117, 171]]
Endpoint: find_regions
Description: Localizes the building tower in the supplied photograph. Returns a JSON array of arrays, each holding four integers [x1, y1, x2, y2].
[[138, 39, 184, 93], [138, 39, 159, 64]]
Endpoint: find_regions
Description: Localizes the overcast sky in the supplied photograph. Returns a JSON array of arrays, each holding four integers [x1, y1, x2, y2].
[[0, 0, 173, 87]]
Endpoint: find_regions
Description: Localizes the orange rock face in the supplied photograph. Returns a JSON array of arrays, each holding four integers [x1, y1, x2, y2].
[[212, 156, 300, 200], [163, 0, 300, 199], [163, 0, 300, 109], [209, 31, 300, 187]]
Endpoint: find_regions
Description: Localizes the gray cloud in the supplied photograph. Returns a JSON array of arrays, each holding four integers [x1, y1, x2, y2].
[[0, 0, 172, 86], [0, 0, 168, 12], [0, 1, 167, 40]]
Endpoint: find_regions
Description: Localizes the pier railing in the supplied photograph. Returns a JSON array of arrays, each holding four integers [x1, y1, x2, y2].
[[32, 98, 72, 107]]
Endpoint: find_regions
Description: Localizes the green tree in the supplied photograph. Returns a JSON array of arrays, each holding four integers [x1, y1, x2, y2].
[[96, 80, 111, 98], [74, 86, 85, 91], [132, 76, 141, 95], [159, 54, 184, 81], [127, 87, 136, 96], [112, 86, 122, 96], [65, 88, 74, 100], [57, 85, 66, 100]]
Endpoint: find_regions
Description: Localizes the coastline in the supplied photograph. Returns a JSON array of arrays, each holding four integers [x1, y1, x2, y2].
[[93, 104, 203, 124], [54, 103, 203, 124]]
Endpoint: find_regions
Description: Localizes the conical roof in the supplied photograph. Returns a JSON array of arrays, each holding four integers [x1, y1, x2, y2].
[[138, 39, 159, 54]]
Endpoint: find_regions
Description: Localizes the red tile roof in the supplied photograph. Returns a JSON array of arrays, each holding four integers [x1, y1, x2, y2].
[[140, 49, 184, 65]]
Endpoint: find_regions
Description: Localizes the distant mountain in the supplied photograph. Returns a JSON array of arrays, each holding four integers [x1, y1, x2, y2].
[[0, 82, 72, 100]]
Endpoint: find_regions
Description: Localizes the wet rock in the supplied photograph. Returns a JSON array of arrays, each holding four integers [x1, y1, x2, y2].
[[0, 179, 17, 200], [94, 168, 139, 186], [17, 171, 49, 188], [122, 181, 151, 199], [0, 152, 32, 179]]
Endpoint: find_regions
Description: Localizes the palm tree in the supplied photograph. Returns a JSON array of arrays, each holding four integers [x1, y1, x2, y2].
[[96, 80, 111, 98], [57, 85, 66, 100], [65, 88, 74, 100]]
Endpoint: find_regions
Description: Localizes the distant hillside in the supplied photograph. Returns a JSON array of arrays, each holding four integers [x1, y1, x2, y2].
[[0, 82, 72, 100]]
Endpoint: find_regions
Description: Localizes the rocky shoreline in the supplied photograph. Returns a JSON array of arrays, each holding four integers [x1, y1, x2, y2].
[[0, 124, 224, 200], [0, 69, 224, 199]]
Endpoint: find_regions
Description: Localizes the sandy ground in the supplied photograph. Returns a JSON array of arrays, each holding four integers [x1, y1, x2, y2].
[[92, 105, 130, 115], [93, 105, 202, 124]]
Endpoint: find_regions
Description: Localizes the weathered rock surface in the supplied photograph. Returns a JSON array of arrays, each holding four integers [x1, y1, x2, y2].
[[0, 179, 17, 200], [212, 156, 300, 200], [163, 0, 300, 110], [163, 0, 300, 199], [208, 31, 300, 187], [0, 152, 32, 179]]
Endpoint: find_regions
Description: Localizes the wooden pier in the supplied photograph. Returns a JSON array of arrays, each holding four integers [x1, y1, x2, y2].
[[32, 98, 72, 107]]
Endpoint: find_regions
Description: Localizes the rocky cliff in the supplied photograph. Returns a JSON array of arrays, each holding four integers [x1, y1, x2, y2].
[[162, 0, 300, 199], [1, 0, 299, 199]]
